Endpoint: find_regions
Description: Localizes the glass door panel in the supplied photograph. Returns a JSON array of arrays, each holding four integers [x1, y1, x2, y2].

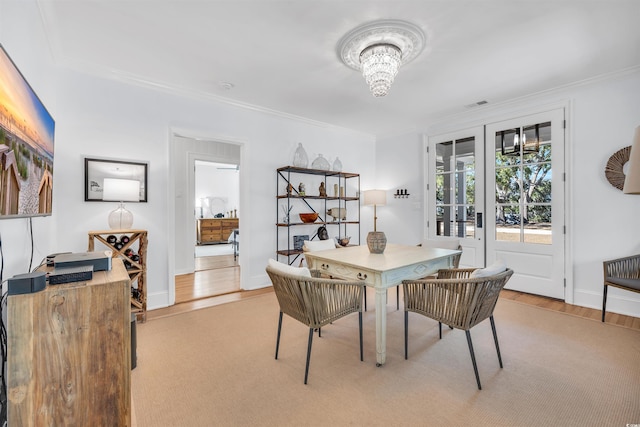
[[428, 128, 484, 267], [494, 121, 552, 245]]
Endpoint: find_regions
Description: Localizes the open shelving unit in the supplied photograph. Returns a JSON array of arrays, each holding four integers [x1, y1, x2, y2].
[[276, 166, 360, 265]]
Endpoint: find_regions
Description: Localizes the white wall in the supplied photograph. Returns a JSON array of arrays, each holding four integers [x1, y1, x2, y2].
[[1, 0, 377, 310], [56, 69, 376, 310], [2, 1, 637, 317], [374, 131, 425, 246], [0, 0, 56, 283], [195, 162, 240, 219], [377, 70, 640, 317]]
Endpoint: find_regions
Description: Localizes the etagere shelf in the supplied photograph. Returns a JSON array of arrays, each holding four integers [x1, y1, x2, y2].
[[88, 229, 147, 322], [276, 166, 360, 265]]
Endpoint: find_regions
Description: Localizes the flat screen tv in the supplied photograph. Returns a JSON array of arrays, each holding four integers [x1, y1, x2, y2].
[[0, 43, 55, 218]]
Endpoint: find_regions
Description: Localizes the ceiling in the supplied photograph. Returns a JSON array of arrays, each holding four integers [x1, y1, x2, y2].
[[37, 0, 640, 136]]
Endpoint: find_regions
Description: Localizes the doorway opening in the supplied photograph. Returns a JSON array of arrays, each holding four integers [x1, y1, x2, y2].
[[171, 135, 243, 305], [194, 160, 240, 272]]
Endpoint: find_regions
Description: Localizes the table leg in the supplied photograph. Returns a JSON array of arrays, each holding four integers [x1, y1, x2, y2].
[[375, 287, 387, 366]]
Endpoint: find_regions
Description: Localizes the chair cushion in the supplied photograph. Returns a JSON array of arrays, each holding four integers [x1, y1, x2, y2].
[[303, 239, 337, 252], [267, 258, 311, 278], [606, 277, 640, 291], [470, 260, 507, 278], [421, 238, 460, 250]]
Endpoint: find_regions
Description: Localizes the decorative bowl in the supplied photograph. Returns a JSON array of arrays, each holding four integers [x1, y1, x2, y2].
[[299, 213, 319, 223], [337, 236, 351, 247]]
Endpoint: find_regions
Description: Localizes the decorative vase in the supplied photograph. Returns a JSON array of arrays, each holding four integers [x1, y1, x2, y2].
[[367, 231, 387, 254], [332, 157, 343, 172], [311, 154, 330, 170], [293, 143, 308, 168]]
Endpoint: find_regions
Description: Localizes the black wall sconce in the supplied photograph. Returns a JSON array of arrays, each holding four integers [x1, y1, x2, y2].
[[394, 189, 410, 198]]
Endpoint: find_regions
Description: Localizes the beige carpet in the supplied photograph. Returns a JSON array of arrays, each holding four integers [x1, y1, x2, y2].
[[132, 293, 640, 426]]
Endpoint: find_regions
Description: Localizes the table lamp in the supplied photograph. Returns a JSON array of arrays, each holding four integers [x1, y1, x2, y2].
[[102, 178, 140, 229], [364, 189, 387, 253]]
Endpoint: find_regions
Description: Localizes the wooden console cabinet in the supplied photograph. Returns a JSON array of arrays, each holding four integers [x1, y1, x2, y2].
[[197, 218, 239, 244], [7, 259, 131, 426]]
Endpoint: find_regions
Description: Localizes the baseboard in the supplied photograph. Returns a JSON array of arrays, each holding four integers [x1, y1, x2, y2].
[[147, 291, 170, 311], [573, 288, 640, 318]]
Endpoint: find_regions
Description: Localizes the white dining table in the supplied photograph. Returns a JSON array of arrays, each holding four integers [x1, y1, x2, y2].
[[304, 243, 461, 366]]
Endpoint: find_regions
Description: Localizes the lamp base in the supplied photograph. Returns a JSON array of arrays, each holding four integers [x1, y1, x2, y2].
[[108, 203, 134, 229], [367, 231, 387, 254]]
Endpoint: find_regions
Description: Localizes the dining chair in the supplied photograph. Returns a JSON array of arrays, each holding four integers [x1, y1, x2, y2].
[[266, 260, 365, 384], [302, 239, 369, 311], [602, 254, 640, 322], [394, 238, 462, 310], [402, 264, 513, 390]]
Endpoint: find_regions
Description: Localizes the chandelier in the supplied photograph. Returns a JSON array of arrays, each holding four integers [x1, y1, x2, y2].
[[360, 44, 402, 97], [338, 20, 426, 97]]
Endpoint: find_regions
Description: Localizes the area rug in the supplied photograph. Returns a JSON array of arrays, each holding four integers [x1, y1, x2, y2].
[[131, 294, 640, 426]]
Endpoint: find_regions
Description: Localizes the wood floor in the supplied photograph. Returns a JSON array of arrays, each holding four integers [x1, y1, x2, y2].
[[500, 289, 640, 329], [175, 255, 240, 303], [158, 268, 640, 330]]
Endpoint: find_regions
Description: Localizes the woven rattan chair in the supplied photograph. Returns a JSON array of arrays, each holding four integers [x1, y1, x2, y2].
[[394, 241, 462, 310], [266, 265, 365, 384], [602, 254, 640, 322], [402, 267, 514, 390]]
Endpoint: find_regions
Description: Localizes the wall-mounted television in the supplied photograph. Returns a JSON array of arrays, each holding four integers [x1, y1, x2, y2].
[[0, 43, 55, 218]]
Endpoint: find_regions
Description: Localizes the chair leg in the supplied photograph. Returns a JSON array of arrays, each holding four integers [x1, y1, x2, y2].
[[304, 328, 314, 384], [489, 315, 503, 368], [359, 312, 363, 361], [438, 322, 442, 339], [397, 286, 400, 310], [364, 291, 367, 312], [404, 311, 409, 359], [602, 284, 608, 322], [275, 311, 283, 359], [465, 330, 482, 390], [318, 327, 321, 338]]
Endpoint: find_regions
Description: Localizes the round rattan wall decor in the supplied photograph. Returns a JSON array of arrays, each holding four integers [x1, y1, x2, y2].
[[604, 146, 631, 190]]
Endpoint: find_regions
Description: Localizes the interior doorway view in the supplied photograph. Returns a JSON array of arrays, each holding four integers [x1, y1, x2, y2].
[[176, 159, 241, 304]]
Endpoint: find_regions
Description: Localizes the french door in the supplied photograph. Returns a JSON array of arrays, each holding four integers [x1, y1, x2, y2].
[[427, 109, 566, 299], [486, 109, 565, 299], [428, 127, 485, 267]]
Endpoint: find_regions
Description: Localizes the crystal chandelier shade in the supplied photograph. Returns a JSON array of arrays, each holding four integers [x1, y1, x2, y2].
[[360, 44, 402, 97], [337, 20, 426, 98]]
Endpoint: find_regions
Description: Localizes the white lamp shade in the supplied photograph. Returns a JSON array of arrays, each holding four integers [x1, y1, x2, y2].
[[623, 126, 640, 194], [103, 178, 140, 202], [363, 189, 387, 206]]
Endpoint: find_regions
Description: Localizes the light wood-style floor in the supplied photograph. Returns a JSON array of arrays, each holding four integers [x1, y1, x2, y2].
[[500, 289, 640, 329], [159, 270, 640, 329], [175, 255, 240, 304]]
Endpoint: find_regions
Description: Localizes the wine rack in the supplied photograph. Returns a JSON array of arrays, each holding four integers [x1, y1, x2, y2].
[[88, 229, 147, 322]]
